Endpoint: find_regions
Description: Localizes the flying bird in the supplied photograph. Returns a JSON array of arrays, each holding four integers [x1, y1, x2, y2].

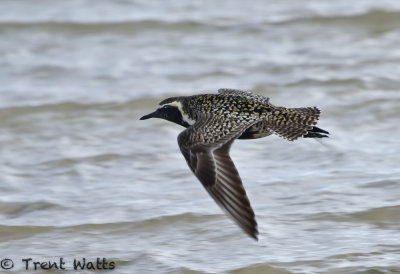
[[140, 89, 329, 240]]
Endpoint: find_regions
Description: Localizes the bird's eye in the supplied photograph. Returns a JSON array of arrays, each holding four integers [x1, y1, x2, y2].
[[162, 105, 170, 109]]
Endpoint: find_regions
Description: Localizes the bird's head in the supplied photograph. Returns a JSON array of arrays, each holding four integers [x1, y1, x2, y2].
[[140, 97, 194, 127]]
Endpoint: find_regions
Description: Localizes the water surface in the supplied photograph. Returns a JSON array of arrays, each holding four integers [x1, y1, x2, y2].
[[1, 0, 400, 273]]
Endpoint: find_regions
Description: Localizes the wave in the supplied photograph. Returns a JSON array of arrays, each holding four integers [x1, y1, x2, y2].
[[0, 212, 217, 242], [0, 224, 55, 242], [0, 19, 215, 34], [279, 77, 366, 88], [349, 205, 400, 223], [38, 153, 125, 170], [0, 98, 149, 113], [0, 201, 59, 215], [274, 9, 400, 29], [308, 205, 400, 227], [61, 212, 220, 232], [1, 9, 400, 33], [231, 263, 293, 274], [0, 212, 217, 231]]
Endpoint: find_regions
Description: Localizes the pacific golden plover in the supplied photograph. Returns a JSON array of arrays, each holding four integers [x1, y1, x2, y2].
[[140, 89, 329, 240]]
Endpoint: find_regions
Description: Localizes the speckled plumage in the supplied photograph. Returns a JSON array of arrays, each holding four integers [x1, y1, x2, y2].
[[141, 89, 329, 240], [160, 89, 322, 141]]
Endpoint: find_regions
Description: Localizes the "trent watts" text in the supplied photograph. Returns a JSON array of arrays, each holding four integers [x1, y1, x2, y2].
[[21, 257, 115, 270]]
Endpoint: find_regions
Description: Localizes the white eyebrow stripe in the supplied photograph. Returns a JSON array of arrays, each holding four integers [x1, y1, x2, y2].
[[161, 101, 195, 126]]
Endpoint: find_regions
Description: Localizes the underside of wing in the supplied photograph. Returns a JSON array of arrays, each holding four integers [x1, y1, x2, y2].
[[178, 113, 261, 239], [207, 141, 258, 239], [238, 121, 273, 139]]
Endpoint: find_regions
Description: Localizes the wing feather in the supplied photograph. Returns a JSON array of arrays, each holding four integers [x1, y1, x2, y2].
[[178, 114, 261, 239], [218, 88, 269, 104]]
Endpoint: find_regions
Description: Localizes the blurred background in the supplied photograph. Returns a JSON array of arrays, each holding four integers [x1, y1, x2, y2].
[[1, 0, 399, 273]]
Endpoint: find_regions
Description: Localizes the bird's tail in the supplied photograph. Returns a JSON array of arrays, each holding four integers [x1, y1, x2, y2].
[[267, 106, 329, 141]]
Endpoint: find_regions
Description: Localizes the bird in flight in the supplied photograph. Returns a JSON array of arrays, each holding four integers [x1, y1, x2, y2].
[[140, 89, 329, 240]]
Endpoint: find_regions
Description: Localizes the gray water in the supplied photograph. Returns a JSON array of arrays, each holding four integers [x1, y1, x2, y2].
[[1, 0, 400, 273]]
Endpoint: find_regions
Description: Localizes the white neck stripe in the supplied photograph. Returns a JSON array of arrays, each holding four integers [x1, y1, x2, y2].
[[160, 101, 196, 126]]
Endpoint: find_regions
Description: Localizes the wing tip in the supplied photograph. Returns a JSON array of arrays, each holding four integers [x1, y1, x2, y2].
[[250, 230, 259, 241]]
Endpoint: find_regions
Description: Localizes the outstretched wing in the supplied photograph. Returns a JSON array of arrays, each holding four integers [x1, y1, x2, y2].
[[178, 113, 261, 240], [218, 88, 270, 104]]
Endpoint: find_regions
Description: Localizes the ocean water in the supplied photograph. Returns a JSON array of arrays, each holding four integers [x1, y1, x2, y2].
[[1, 0, 400, 273]]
